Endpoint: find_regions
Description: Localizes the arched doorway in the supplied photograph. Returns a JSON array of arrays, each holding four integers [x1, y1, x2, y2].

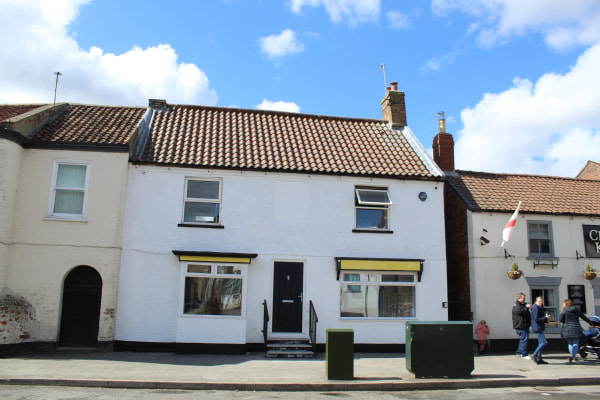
[[59, 266, 102, 347]]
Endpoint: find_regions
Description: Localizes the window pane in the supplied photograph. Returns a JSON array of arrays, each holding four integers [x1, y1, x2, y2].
[[187, 264, 211, 274], [53, 189, 84, 214], [343, 273, 370, 282], [356, 189, 391, 205], [356, 208, 388, 229], [382, 274, 414, 283], [187, 180, 219, 200], [217, 265, 242, 275], [184, 277, 242, 316], [184, 202, 219, 223], [340, 285, 378, 317], [529, 223, 540, 235], [56, 164, 86, 189], [379, 286, 415, 317]]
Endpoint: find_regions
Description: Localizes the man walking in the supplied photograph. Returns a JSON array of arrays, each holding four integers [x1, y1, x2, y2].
[[512, 292, 532, 359], [531, 296, 550, 364]]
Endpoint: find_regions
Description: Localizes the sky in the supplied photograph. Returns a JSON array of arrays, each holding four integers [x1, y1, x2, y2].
[[1, 0, 599, 178]]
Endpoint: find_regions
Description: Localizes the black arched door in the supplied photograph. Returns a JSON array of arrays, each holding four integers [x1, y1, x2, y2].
[[59, 266, 102, 346]]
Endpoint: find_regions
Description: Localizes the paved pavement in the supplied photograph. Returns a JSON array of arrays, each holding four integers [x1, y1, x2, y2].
[[0, 350, 599, 391]]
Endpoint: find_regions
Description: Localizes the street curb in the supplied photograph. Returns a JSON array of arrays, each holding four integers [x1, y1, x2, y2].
[[1, 377, 600, 391]]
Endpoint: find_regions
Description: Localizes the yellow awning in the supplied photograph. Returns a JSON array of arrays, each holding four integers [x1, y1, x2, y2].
[[335, 257, 424, 281], [173, 250, 257, 264]]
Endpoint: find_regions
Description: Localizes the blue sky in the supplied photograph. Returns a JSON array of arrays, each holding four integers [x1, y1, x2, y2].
[[1, 0, 599, 177]]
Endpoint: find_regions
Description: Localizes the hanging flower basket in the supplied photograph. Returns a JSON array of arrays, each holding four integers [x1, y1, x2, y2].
[[584, 264, 597, 280], [507, 270, 522, 280], [583, 271, 597, 280]]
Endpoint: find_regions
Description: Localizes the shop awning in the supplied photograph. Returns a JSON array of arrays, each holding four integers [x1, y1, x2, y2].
[[172, 250, 258, 264], [335, 257, 424, 281]]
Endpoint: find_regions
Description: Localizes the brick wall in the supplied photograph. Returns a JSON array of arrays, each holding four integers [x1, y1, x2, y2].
[[0, 288, 36, 344], [444, 184, 472, 321]]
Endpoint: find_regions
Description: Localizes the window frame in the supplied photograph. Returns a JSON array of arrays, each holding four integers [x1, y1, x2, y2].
[[46, 160, 91, 221], [527, 220, 555, 258], [354, 187, 392, 231], [339, 270, 417, 319], [181, 262, 246, 318], [530, 286, 560, 332], [181, 178, 222, 226]]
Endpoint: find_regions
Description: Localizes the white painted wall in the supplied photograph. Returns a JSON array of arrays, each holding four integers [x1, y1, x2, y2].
[[116, 166, 448, 345], [468, 211, 600, 340], [0, 139, 23, 287], [2, 149, 130, 344]]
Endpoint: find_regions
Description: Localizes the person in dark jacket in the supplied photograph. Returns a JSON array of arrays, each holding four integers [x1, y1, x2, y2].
[[560, 299, 593, 362], [531, 296, 551, 364], [512, 292, 532, 359]]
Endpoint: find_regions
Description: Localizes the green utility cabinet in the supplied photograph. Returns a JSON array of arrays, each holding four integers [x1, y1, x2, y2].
[[406, 321, 473, 378], [326, 329, 354, 380]]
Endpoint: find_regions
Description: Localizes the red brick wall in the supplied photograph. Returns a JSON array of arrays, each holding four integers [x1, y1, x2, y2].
[[444, 184, 472, 321]]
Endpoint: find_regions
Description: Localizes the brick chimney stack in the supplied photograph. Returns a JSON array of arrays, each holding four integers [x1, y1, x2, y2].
[[432, 114, 455, 171], [381, 82, 407, 128]]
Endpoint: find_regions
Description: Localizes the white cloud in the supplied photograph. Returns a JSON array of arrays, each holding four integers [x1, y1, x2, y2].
[[454, 42, 600, 177], [259, 29, 305, 60], [256, 99, 301, 113], [431, 0, 600, 50], [0, 0, 217, 106], [387, 10, 411, 30], [290, 0, 380, 26]]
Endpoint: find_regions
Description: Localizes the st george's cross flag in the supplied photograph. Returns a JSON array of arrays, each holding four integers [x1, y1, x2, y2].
[[501, 201, 521, 247]]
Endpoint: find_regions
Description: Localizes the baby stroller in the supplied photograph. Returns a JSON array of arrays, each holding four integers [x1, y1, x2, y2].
[[579, 316, 600, 359]]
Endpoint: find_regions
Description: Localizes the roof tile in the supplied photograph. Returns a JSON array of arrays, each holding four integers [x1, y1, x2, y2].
[[31, 104, 146, 146], [137, 104, 437, 179], [447, 170, 600, 216]]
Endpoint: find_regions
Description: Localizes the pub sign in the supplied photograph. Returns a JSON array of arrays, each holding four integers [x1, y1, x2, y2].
[[583, 225, 600, 258]]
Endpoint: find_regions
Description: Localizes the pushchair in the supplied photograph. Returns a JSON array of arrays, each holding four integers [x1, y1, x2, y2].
[[579, 316, 600, 359]]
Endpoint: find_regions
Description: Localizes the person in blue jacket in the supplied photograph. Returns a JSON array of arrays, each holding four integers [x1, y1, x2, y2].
[[531, 296, 551, 364]]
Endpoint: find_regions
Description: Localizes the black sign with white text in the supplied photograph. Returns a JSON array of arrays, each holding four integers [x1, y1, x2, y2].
[[568, 285, 586, 314], [583, 225, 600, 258]]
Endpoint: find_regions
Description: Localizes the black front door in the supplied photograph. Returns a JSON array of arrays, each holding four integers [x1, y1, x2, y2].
[[272, 262, 303, 332], [59, 266, 102, 347]]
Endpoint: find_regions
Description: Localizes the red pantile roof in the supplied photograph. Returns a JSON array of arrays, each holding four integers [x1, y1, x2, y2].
[[576, 161, 600, 180], [0, 104, 44, 122], [137, 104, 439, 179], [31, 104, 146, 147], [447, 170, 600, 216]]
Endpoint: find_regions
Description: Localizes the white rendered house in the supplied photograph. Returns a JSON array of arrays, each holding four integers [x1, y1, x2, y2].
[[115, 89, 449, 353], [433, 124, 600, 348]]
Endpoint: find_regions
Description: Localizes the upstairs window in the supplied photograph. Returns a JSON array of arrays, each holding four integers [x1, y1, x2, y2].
[[528, 221, 554, 258], [48, 161, 90, 219], [183, 179, 221, 224], [354, 187, 392, 230]]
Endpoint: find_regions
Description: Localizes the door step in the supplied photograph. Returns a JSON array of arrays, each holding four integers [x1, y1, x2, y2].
[[266, 339, 315, 358]]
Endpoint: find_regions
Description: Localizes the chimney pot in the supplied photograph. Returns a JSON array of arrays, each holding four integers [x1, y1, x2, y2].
[[390, 82, 398, 91]]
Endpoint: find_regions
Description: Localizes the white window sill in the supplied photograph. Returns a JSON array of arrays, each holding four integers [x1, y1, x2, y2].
[[44, 215, 88, 222], [179, 314, 244, 319]]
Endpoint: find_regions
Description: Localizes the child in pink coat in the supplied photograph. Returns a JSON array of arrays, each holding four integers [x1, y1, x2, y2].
[[475, 320, 490, 355]]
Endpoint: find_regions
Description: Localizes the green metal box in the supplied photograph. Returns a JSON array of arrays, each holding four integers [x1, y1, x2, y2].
[[406, 321, 473, 378], [326, 329, 354, 380]]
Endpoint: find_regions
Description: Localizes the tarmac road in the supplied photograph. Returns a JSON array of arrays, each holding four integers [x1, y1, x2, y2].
[[1, 385, 600, 399]]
